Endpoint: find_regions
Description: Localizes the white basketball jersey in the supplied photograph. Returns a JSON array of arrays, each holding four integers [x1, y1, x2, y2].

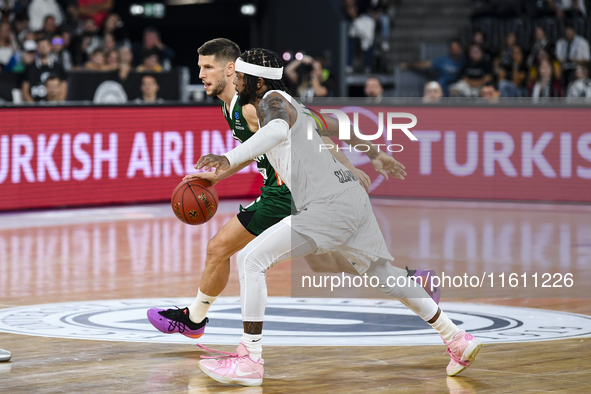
[[261, 90, 360, 210]]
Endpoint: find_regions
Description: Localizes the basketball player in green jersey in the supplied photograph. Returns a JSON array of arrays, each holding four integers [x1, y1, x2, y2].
[[147, 39, 435, 338]]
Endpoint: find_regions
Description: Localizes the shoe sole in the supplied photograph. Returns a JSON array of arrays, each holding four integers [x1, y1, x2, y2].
[[447, 340, 483, 377], [147, 312, 205, 339], [197, 363, 263, 387], [184, 332, 204, 339]]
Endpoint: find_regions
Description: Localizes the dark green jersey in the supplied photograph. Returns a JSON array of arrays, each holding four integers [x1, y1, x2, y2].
[[221, 94, 284, 188]]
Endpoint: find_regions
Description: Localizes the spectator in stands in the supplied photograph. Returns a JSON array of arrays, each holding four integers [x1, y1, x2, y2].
[[422, 81, 443, 103], [84, 47, 104, 70], [530, 58, 563, 100], [116, 45, 132, 79], [566, 62, 591, 97], [135, 27, 174, 70], [78, 0, 113, 28], [103, 49, 118, 71], [51, 31, 73, 70], [41, 15, 58, 35], [102, 13, 129, 47], [11, 13, 30, 47], [21, 36, 67, 102], [61, 0, 81, 29], [498, 46, 528, 97], [4, 38, 36, 73], [400, 38, 465, 96], [480, 81, 500, 103], [342, 0, 376, 73], [43, 73, 64, 102], [136, 49, 162, 73], [81, 18, 101, 54], [555, 23, 590, 85], [472, 29, 493, 61], [134, 74, 164, 103], [529, 47, 562, 85], [285, 54, 334, 99], [28, 0, 64, 32], [364, 76, 384, 102], [527, 26, 551, 68], [547, 0, 586, 20], [0, 20, 17, 68], [450, 44, 493, 97], [70, 19, 99, 66], [497, 31, 518, 70], [102, 32, 115, 53]]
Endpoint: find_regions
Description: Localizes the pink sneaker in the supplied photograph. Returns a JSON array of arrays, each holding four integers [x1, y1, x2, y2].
[[443, 330, 482, 376], [197, 343, 264, 386]]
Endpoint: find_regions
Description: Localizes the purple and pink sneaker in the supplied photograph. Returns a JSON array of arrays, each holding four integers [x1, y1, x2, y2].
[[147, 307, 208, 339]]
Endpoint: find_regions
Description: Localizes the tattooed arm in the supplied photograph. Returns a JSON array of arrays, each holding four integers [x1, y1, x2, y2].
[[196, 93, 292, 175]]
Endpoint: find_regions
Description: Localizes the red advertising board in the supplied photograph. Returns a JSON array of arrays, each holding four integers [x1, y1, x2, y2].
[[0, 107, 263, 211], [313, 106, 591, 203], [0, 105, 590, 211]]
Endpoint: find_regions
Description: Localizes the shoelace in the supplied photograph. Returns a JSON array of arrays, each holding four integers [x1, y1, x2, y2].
[[442, 336, 470, 367], [166, 319, 187, 333], [160, 306, 188, 333], [196, 344, 241, 367]]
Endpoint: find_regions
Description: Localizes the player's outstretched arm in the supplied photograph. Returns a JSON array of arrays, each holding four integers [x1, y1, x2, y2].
[[196, 94, 291, 175], [318, 115, 407, 180]]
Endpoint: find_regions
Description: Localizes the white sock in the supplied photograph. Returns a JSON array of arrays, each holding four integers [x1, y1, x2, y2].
[[241, 333, 262, 362], [187, 289, 217, 324], [429, 311, 460, 343]]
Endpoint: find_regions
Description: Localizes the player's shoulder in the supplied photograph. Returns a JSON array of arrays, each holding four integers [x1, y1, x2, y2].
[[259, 91, 291, 112], [242, 103, 257, 118]]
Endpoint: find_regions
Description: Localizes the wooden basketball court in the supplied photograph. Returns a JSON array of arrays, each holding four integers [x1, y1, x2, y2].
[[0, 199, 590, 393]]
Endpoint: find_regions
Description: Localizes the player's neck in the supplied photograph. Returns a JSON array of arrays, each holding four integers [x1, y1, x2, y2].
[[218, 81, 236, 107]]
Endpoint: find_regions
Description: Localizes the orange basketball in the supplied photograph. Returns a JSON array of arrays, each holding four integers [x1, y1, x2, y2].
[[171, 178, 219, 225]]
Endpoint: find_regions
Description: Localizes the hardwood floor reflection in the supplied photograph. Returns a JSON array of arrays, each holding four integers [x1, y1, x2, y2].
[[0, 200, 590, 393]]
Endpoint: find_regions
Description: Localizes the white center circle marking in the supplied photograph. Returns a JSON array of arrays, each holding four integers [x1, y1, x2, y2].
[[0, 297, 589, 346]]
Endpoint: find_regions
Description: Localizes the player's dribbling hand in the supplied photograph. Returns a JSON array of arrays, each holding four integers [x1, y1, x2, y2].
[[352, 168, 371, 192], [371, 151, 407, 180], [195, 154, 231, 176], [183, 171, 219, 186]]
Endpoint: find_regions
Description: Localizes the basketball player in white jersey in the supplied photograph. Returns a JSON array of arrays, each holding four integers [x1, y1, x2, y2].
[[195, 48, 481, 387], [147, 39, 440, 341]]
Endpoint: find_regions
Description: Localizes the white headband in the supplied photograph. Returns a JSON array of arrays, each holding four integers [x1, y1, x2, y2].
[[235, 58, 283, 80]]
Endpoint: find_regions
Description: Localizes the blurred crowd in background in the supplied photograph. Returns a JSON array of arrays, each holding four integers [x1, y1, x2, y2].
[[402, 0, 591, 101], [0, 0, 174, 103], [0, 0, 590, 103]]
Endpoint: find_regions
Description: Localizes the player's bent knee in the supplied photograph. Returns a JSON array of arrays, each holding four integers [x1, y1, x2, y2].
[[238, 247, 270, 276], [206, 236, 235, 263]]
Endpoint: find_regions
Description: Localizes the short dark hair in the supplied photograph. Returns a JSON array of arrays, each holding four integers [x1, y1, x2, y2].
[[92, 48, 104, 56], [448, 38, 462, 46], [143, 26, 160, 38], [45, 73, 61, 83], [482, 80, 497, 90], [198, 38, 241, 65], [142, 48, 159, 60], [36, 34, 51, 43], [237, 48, 286, 107]]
